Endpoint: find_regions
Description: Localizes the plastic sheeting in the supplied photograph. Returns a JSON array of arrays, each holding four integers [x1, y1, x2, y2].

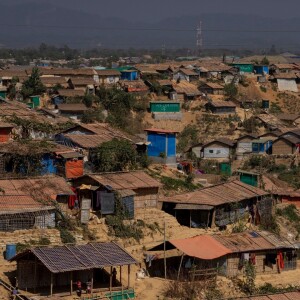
[[65, 159, 84, 179], [170, 235, 232, 260]]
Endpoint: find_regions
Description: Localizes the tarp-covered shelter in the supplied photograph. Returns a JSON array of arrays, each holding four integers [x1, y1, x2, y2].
[[11, 242, 138, 296]]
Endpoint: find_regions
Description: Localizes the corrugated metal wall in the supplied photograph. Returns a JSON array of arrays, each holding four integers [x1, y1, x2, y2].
[[147, 132, 166, 157], [167, 134, 176, 157]]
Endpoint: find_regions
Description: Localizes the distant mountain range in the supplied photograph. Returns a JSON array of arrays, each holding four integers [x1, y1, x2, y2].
[[0, 2, 300, 50]]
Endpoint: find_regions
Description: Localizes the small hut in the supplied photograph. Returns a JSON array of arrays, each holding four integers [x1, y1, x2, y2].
[[11, 242, 138, 296]]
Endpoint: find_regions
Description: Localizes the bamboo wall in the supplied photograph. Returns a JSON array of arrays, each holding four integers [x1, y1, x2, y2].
[[134, 187, 159, 210], [272, 139, 294, 155]]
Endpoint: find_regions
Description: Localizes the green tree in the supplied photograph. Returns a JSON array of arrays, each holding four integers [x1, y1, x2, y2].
[[92, 138, 139, 172], [260, 56, 270, 65], [224, 83, 238, 98], [81, 108, 105, 124], [21, 67, 46, 99]]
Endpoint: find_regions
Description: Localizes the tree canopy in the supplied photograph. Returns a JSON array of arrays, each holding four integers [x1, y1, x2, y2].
[[21, 67, 46, 99], [92, 138, 139, 172]]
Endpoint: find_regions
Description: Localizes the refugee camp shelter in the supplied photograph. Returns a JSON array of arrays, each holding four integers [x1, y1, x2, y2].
[[151, 231, 297, 280], [199, 82, 224, 95], [173, 69, 199, 82], [55, 123, 131, 161], [205, 101, 236, 114], [145, 128, 178, 165], [0, 195, 56, 231], [72, 171, 161, 215], [161, 180, 270, 228], [171, 81, 201, 101], [236, 134, 258, 158], [274, 73, 298, 92], [56, 104, 88, 119], [0, 176, 74, 209], [238, 170, 260, 187], [252, 138, 273, 154], [120, 68, 138, 81], [96, 69, 121, 85], [230, 63, 254, 73], [11, 243, 137, 296], [0, 122, 14, 143], [235, 292, 300, 300], [201, 138, 235, 160], [253, 65, 269, 75], [0, 141, 82, 177], [272, 136, 300, 155]]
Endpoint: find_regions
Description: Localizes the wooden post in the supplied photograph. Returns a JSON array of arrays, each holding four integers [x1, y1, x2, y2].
[[177, 254, 184, 281], [91, 270, 94, 294], [189, 210, 192, 228], [50, 273, 53, 296], [164, 220, 167, 279], [110, 266, 113, 294], [70, 271, 73, 295], [211, 209, 216, 228], [127, 265, 131, 288], [120, 266, 123, 296], [34, 257, 37, 293], [207, 211, 211, 229]]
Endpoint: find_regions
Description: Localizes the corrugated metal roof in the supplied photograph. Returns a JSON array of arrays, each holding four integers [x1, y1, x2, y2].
[[0, 176, 74, 198], [208, 100, 236, 108], [0, 195, 55, 214], [162, 180, 268, 207], [57, 103, 88, 112], [214, 231, 275, 252], [11, 243, 137, 273], [57, 89, 85, 97], [65, 134, 118, 149], [144, 128, 179, 134], [235, 293, 300, 300], [174, 203, 213, 210], [85, 171, 162, 190]]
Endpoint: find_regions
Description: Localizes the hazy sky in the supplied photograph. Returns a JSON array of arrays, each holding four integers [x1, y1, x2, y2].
[[4, 0, 300, 21]]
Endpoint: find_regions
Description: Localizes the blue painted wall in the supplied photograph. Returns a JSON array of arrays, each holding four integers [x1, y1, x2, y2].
[[254, 65, 269, 75], [147, 132, 176, 158], [121, 71, 138, 81], [167, 134, 176, 157], [147, 132, 166, 157]]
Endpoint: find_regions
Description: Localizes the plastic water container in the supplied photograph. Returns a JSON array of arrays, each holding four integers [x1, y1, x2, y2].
[[5, 244, 16, 260]]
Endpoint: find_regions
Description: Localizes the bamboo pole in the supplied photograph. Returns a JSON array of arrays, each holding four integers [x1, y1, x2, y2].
[[34, 257, 37, 294], [128, 265, 131, 288], [50, 273, 53, 296], [110, 266, 112, 294], [164, 220, 167, 279], [177, 254, 184, 281], [70, 271, 73, 295]]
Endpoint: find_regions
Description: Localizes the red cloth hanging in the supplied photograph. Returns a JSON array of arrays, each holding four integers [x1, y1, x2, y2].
[[68, 187, 77, 209]]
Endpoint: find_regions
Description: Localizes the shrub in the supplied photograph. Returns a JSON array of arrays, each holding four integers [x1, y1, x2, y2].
[[224, 83, 238, 97], [161, 176, 200, 192], [260, 86, 267, 93], [59, 227, 76, 244]]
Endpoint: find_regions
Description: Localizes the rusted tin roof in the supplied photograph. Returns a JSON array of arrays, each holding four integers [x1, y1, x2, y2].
[[83, 171, 162, 190], [162, 180, 268, 207]]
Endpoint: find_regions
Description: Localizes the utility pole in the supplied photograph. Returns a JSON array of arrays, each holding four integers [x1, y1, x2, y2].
[[196, 21, 203, 56]]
